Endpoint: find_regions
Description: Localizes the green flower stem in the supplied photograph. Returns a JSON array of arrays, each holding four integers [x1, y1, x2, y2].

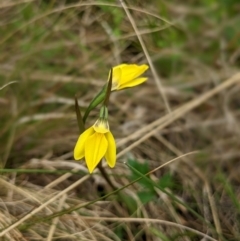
[[99, 106, 108, 119], [82, 84, 107, 124], [83, 67, 112, 123]]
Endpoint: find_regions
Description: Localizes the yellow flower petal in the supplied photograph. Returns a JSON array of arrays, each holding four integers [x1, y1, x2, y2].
[[119, 64, 149, 87], [118, 77, 147, 90], [111, 66, 122, 90], [111, 64, 149, 90], [105, 131, 116, 168], [74, 127, 94, 160], [85, 133, 108, 173]]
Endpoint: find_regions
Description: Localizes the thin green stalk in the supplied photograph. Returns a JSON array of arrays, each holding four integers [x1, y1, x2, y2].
[[97, 162, 116, 190]]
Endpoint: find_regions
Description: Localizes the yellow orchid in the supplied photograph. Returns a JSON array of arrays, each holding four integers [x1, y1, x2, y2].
[[82, 64, 149, 124], [111, 64, 149, 91], [74, 107, 116, 173]]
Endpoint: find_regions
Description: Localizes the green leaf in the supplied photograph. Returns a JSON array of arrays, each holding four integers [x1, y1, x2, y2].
[[82, 84, 107, 123], [157, 172, 174, 189], [137, 190, 156, 204], [128, 159, 153, 190]]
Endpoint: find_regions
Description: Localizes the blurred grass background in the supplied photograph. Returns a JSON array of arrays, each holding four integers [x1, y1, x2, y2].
[[1, 0, 240, 240]]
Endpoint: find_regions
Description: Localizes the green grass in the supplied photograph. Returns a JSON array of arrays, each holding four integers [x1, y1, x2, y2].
[[0, 0, 240, 240]]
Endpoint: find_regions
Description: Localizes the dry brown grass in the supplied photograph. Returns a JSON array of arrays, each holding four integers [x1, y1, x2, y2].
[[0, 0, 240, 240]]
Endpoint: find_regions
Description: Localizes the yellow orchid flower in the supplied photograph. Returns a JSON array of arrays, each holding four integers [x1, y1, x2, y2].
[[74, 107, 116, 173], [111, 64, 149, 91], [82, 64, 149, 124]]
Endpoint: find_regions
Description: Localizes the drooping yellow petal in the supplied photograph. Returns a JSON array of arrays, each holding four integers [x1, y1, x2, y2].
[[74, 127, 94, 160], [85, 133, 108, 173], [118, 64, 149, 88], [105, 131, 116, 168], [118, 77, 148, 90]]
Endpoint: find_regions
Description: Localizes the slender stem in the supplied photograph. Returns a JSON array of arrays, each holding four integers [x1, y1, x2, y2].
[[97, 162, 116, 190], [82, 84, 107, 123]]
